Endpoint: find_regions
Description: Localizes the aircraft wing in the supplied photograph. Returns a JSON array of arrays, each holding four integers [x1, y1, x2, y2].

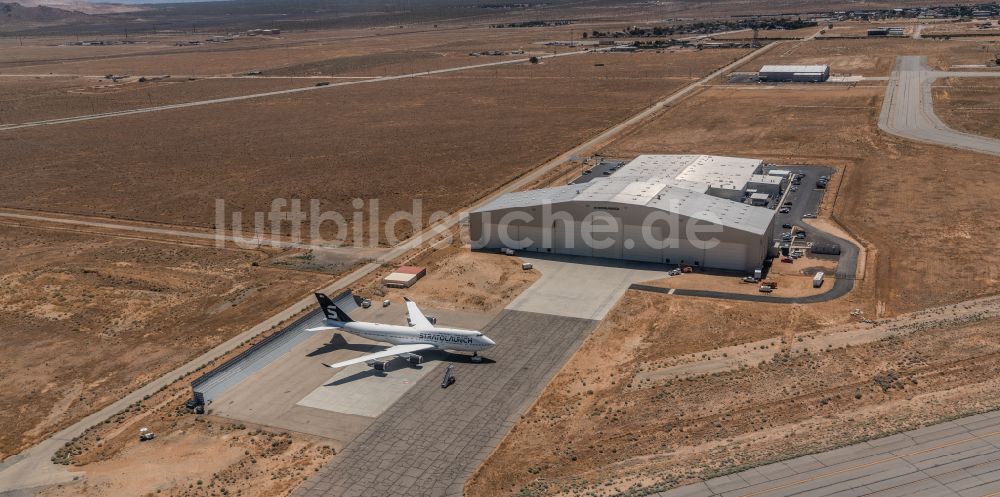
[[306, 325, 340, 332], [404, 297, 434, 328], [322, 343, 435, 369]]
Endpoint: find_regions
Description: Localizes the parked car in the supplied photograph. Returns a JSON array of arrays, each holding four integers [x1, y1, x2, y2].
[[779, 207, 791, 214], [783, 201, 793, 206], [795, 232, 807, 239], [782, 223, 793, 229], [781, 257, 794, 263], [804, 213, 816, 218], [582, 170, 592, 175], [759, 285, 773, 293]]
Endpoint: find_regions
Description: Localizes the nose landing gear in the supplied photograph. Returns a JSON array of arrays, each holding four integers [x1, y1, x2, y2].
[[471, 352, 483, 363]]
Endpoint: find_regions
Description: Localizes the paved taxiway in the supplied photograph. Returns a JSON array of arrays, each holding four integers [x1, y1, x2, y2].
[[879, 56, 1000, 156], [661, 412, 1000, 497]]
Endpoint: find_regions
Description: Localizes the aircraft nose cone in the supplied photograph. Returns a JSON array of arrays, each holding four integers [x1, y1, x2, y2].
[[485, 337, 496, 346]]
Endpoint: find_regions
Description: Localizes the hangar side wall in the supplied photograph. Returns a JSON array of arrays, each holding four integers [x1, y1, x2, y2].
[[470, 202, 773, 272]]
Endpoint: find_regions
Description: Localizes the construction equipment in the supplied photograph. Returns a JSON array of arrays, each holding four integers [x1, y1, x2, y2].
[[138, 427, 155, 442], [762, 280, 778, 289]]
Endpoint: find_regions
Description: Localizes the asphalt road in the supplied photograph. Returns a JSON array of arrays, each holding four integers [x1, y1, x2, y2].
[[659, 412, 1000, 497], [291, 310, 596, 497], [879, 56, 1000, 156]]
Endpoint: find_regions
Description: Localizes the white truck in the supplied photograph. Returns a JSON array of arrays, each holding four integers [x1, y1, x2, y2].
[[813, 271, 825, 288]]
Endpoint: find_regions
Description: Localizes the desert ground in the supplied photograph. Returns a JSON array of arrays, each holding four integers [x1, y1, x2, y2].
[[0, 224, 329, 459], [738, 37, 1000, 75], [38, 233, 536, 496], [5, 4, 1000, 497], [467, 38, 1000, 497], [467, 292, 1000, 497], [0, 76, 310, 124], [933, 77, 1000, 139], [40, 373, 336, 497], [0, 49, 747, 244]]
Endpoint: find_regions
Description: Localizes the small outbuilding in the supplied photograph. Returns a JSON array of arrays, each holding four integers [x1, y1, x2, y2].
[[382, 266, 426, 288]]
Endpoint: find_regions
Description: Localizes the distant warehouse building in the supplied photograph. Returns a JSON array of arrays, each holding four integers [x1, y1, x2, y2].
[[758, 64, 830, 82], [469, 155, 778, 272]]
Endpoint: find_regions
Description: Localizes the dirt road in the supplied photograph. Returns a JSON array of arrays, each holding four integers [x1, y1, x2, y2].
[[0, 49, 589, 131], [634, 294, 1000, 382]]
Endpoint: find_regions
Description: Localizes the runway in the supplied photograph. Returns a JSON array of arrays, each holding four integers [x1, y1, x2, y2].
[[660, 412, 1000, 497], [879, 56, 1000, 156]]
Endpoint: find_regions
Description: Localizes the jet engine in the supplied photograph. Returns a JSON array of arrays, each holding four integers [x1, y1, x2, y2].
[[369, 360, 392, 371]]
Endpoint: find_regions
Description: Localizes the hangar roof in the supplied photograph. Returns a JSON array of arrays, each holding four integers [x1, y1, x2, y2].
[[748, 174, 783, 185], [759, 64, 830, 74], [472, 154, 775, 235]]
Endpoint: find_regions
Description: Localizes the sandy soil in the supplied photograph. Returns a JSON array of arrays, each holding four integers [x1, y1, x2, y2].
[[467, 291, 1000, 497], [41, 376, 334, 497], [469, 40, 1000, 497], [0, 50, 744, 244], [0, 24, 596, 77], [933, 77, 1000, 139], [710, 25, 821, 40], [379, 245, 539, 314], [0, 76, 311, 124], [922, 20, 1000, 37], [738, 38, 1000, 76], [0, 225, 329, 459], [639, 254, 837, 297]]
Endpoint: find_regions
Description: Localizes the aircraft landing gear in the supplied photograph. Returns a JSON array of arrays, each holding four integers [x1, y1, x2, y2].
[[471, 352, 483, 363]]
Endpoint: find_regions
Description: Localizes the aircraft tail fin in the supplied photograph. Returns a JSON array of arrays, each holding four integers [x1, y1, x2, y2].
[[315, 290, 356, 323]]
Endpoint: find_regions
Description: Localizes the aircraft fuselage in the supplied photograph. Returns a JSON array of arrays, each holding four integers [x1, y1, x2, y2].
[[326, 320, 495, 353]]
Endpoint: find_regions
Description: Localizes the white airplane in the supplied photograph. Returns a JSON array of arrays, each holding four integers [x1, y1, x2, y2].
[[307, 291, 496, 371]]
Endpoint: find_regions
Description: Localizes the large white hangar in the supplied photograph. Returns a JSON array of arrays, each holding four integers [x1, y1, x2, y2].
[[469, 155, 779, 272]]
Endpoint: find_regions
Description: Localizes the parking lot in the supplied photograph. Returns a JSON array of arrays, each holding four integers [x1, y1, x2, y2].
[[767, 165, 838, 251]]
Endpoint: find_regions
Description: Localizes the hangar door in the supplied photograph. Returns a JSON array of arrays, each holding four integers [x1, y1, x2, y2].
[[585, 213, 623, 260], [705, 242, 748, 271], [553, 219, 589, 257]]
